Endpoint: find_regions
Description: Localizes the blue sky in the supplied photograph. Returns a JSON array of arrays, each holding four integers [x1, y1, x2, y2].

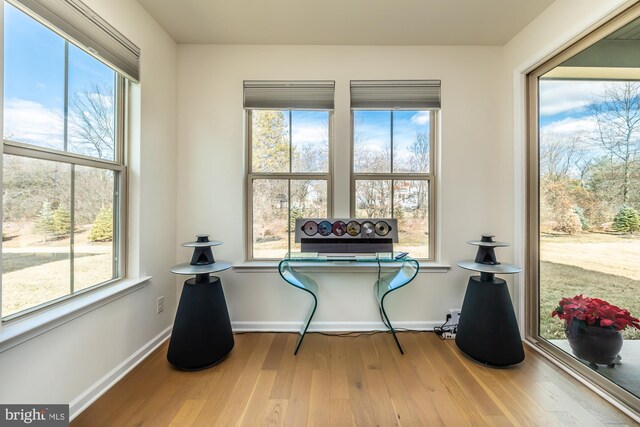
[[354, 110, 429, 173], [539, 80, 610, 134], [3, 3, 114, 149]]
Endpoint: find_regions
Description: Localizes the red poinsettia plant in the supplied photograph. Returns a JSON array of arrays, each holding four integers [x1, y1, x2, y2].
[[552, 295, 640, 331]]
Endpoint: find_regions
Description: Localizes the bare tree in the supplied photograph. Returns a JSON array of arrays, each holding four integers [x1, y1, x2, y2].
[[588, 82, 640, 203], [540, 132, 582, 180], [69, 83, 116, 160], [409, 131, 430, 173]]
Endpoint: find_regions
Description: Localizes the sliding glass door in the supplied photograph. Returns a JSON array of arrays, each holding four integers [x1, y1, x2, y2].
[[528, 5, 640, 415]]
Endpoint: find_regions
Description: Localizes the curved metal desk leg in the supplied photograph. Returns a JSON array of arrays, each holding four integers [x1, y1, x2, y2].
[[278, 260, 319, 355], [374, 259, 419, 355]]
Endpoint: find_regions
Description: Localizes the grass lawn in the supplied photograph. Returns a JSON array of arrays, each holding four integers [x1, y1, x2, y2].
[[540, 260, 640, 341]]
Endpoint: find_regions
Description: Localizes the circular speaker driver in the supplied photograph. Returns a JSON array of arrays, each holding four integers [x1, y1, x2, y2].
[[332, 220, 347, 236], [375, 221, 391, 236], [361, 221, 375, 237], [301, 221, 318, 236], [346, 221, 361, 236], [318, 220, 332, 236]]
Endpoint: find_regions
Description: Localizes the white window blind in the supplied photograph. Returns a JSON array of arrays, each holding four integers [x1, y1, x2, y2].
[[350, 80, 441, 109], [243, 81, 335, 110], [9, 0, 140, 82]]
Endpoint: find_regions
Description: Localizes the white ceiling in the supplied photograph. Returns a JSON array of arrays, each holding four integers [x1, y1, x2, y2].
[[136, 0, 555, 46]]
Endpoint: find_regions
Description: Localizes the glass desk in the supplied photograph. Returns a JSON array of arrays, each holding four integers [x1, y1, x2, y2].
[[278, 252, 419, 355]]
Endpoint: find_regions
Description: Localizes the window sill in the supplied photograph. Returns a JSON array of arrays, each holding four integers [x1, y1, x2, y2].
[[0, 276, 151, 353], [233, 261, 450, 273]]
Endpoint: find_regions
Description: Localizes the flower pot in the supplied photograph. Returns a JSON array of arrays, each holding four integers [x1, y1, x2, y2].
[[565, 321, 623, 367]]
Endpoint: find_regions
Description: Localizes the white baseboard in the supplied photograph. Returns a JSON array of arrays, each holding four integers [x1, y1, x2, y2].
[[69, 325, 172, 421], [232, 320, 442, 332]]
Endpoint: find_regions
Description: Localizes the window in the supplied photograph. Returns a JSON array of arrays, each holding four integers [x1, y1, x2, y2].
[[2, 0, 138, 320], [244, 81, 334, 260], [351, 81, 440, 259]]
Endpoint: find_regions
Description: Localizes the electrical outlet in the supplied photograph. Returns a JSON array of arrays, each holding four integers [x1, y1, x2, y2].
[[157, 296, 164, 314], [443, 332, 456, 339], [449, 308, 461, 325]]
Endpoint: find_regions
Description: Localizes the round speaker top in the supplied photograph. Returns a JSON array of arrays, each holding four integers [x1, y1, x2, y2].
[[457, 260, 521, 274], [181, 235, 223, 248], [170, 261, 232, 275], [467, 234, 509, 247], [467, 240, 510, 247]]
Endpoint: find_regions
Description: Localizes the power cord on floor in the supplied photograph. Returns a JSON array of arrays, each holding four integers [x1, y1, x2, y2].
[[233, 329, 429, 338], [433, 314, 458, 340]]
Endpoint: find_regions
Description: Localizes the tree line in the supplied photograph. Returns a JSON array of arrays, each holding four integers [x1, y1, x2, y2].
[[3, 83, 116, 243], [541, 81, 640, 234]]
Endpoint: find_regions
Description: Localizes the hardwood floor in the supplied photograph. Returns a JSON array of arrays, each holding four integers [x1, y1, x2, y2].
[[72, 332, 637, 426]]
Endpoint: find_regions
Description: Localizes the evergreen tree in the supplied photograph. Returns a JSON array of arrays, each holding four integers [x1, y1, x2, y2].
[[251, 110, 289, 172], [34, 201, 55, 241], [88, 207, 113, 242], [612, 205, 640, 234], [52, 206, 71, 235]]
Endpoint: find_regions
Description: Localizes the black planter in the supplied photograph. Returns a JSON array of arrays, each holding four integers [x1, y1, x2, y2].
[[565, 321, 623, 367]]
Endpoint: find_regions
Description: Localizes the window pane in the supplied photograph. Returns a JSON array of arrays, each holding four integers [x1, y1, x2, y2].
[[291, 111, 329, 173], [394, 180, 430, 258], [3, 3, 65, 150], [74, 166, 115, 290], [68, 45, 117, 161], [353, 111, 391, 173], [252, 110, 290, 173], [393, 111, 430, 173], [355, 180, 392, 218], [291, 180, 328, 252], [253, 179, 289, 258], [2, 155, 71, 317]]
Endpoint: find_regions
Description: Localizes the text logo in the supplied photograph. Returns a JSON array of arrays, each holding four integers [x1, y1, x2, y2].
[[1, 405, 68, 426]]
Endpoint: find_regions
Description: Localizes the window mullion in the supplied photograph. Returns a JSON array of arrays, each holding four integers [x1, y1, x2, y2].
[[3, 141, 124, 171], [390, 110, 394, 174], [289, 110, 293, 173], [70, 165, 75, 294], [287, 180, 292, 255], [64, 41, 69, 152]]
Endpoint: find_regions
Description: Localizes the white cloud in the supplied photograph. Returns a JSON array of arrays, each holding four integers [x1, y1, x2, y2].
[[292, 126, 327, 144], [410, 111, 429, 125], [3, 98, 63, 148], [539, 80, 609, 116], [541, 116, 595, 135]]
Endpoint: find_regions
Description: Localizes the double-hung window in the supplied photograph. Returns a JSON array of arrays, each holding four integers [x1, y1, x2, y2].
[[351, 80, 440, 259], [244, 81, 334, 260], [2, 0, 139, 319]]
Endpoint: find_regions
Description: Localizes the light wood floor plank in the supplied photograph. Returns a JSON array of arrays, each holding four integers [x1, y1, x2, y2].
[[215, 333, 275, 426], [327, 399, 354, 427], [262, 399, 288, 427], [269, 334, 299, 400], [239, 370, 277, 427], [71, 332, 638, 427], [328, 336, 350, 400], [282, 334, 316, 426], [344, 336, 377, 426], [168, 399, 206, 427], [307, 369, 330, 426]]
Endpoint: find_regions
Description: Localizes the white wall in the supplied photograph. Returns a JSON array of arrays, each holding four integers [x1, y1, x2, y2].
[[176, 45, 512, 328], [501, 0, 633, 330], [0, 0, 178, 411]]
